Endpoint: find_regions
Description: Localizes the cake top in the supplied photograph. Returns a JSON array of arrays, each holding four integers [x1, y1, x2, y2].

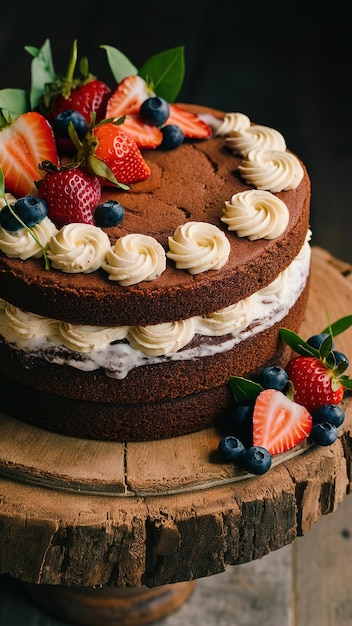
[[0, 40, 310, 326]]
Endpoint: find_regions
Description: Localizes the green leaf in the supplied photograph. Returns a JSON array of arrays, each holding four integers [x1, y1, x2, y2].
[[340, 376, 352, 390], [279, 328, 318, 357], [101, 45, 138, 83], [25, 39, 56, 110], [229, 375, 263, 405], [322, 315, 352, 338], [139, 46, 185, 102], [0, 167, 5, 196], [0, 88, 29, 117]]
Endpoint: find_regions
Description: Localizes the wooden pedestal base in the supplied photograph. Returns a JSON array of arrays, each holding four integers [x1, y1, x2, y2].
[[24, 580, 197, 626]]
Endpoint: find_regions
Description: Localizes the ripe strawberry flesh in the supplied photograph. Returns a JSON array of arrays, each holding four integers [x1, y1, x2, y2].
[[93, 123, 151, 184], [168, 104, 212, 139], [38, 167, 101, 229], [252, 388, 312, 455], [119, 115, 163, 149], [0, 112, 59, 197], [50, 79, 111, 125], [286, 356, 344, 413], [106, 75, 152, 119]]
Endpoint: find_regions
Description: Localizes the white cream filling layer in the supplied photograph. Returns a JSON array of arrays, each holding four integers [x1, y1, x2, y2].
[[0, 236, 311, 380]]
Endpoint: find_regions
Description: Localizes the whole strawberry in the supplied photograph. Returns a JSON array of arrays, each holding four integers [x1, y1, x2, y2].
[[37, 161, 101, 229], [42, 41, 111, 126], [286, 356, 344, 413]]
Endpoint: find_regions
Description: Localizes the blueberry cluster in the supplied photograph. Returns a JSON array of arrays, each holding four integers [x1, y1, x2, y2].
[[140, 97, 184, 150]]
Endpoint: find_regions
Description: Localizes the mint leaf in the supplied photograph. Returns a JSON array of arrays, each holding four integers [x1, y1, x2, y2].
[[0, 88, 29, 117], [139, 46, 185, 102], [279, 328, 318, 357], [101, 45, 138, 83], [322, 315, 352, 338], [229, 375, 263, 405], [25, 39, 56, 110]]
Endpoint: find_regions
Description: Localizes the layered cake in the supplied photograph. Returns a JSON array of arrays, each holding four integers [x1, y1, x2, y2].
[[0, 43, 311, 441]]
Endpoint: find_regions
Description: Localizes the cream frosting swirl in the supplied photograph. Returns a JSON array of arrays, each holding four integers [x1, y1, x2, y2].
[[0, 217, 58, 259], [58, 323, 129, 353], [238, 149, 304, 192], [194, 298, 253, 336], [102, 234, 166, 286], [47, 223, 111, 273], [1, 303, 60, 341], [221, 189, 289, 240], [167, 222, 230, 274], [226, 124, 286, 157], [128, 319, 195, 356], [214, 112, 251, 136]]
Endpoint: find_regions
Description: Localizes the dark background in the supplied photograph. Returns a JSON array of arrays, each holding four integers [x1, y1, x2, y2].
[[1, 0, 351, 262]]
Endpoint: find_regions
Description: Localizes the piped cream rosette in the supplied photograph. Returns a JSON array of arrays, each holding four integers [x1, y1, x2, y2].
[[221, 189, 289, 240], [226, 124, 286, 157], [214, 112, 251, 136], [47, 223, 111, 273], [102, 233, 166, 286], [238, 149, 304, 192], [0, 217, 58, 260], [167, 221, 230, 274]]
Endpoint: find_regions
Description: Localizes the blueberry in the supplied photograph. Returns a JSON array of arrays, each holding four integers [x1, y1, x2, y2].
[[241, 446, 272, 475], [222, 404, 253, 447], [310, 422, 338, 446], [256, 366, 289, 391], [332, 350, 349, 369], [218, 435, 246, 463], [160, 124, 184, 150], [94, 201, 125, 227], [0, 196, 48, 231], [52, 109, 88, 140], [140, 97, 170, 127], [307, 333, 334, 351], [312, 404, 345, 428]]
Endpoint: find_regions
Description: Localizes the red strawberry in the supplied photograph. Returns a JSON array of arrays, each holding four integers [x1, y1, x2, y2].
[[37, 162, 101, 228], [105, 75, 153, 119], [119, 115, 163, 149], [168, 104, 212, 139], [0, 112, 59, 197], [286, 356, 345, 413], [252, 388, 312, 455], [49, 79, 111, 125], [93, 123, 151, 185]]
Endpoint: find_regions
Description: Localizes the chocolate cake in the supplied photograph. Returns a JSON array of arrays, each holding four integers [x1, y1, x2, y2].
[[0, 44, 311, 441]]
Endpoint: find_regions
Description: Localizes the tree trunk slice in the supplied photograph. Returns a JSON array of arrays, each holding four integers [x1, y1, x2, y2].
[[0, 246, 351, 592]]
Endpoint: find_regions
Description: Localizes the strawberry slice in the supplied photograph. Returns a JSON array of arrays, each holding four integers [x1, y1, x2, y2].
[[120, 115, 163, 149], [93, 123, 151, 185], [0, 112, 59, 197], [106, 75, 153, 119], [252, 388, 312, 455], [168, 104, 212, 139]]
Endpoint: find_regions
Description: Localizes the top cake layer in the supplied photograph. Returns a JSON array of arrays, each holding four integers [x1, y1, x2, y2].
[[0, 105, 311, 328]]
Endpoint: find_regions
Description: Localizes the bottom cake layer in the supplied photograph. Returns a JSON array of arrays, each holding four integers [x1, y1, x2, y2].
[[0, 283, 309, 441]]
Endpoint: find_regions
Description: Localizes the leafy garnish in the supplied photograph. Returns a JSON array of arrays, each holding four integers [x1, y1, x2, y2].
[[0, 89, 29, 118], [229, 375, 263, 405], [100, 45, 138, 83], [322, 315, 352, 338], [0, 167, 50, 270], [25, 39, 56, 111], [138, 46, 185, 102]]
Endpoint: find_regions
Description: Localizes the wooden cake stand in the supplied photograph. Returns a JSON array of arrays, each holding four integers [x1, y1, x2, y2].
[[0, 246, 352, 626]]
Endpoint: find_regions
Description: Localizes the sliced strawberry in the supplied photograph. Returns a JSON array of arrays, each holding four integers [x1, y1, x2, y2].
[[38, 162, 101, 229], [0, 112, 59, 197], [106, 75, 153, 119], [252, 388, 312, 455], [167, 104, 212, 139], [93, 123, 151, 185], [120, 115, 163, 149], [286, 356, 345, 413]]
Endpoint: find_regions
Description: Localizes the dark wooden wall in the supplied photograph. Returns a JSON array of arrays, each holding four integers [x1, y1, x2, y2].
[[1, 0, 351, 262]]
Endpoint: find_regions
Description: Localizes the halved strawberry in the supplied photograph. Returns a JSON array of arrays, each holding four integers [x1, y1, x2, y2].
[[0, 111, 59, 197], [168, 104, 212, 139], [252, 388, 312, 455], [120, 115, 163, 149], [106, 75, 153, 119], [93, 123, 151, 185]]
